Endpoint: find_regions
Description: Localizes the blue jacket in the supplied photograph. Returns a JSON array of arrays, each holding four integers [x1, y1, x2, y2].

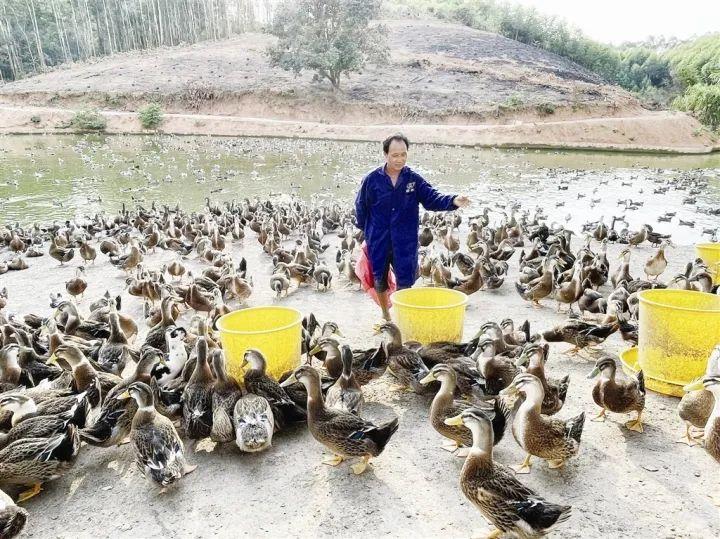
[[354, 165, 456, 287]]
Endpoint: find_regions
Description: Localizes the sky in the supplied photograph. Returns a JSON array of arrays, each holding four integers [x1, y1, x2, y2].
[[511, 0, 720, 44]]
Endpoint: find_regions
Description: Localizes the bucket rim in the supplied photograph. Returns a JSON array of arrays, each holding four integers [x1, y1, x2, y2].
[[216, 306, 303, 335], [638, 289, 720, 313], [390, 288, 469, 310], [695, 242, 720, 252], [620, 347, 685, 393]]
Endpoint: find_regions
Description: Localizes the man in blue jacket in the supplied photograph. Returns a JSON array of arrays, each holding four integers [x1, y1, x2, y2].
[[355, 133, 470, 320]]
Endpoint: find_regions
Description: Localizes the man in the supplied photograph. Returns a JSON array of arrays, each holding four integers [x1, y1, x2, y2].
[[354, 133, 470, 320]]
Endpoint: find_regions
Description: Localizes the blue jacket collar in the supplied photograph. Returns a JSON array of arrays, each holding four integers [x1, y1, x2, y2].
[[380, 164, 409, 186]]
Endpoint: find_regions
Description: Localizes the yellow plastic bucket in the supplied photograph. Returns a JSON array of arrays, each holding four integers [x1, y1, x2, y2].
[[695, 242, 720, 285], [216, 306, 302, 383], [638, 289, 720, 395], [390, 288, 468, 344], [620, 347, 684, 398]]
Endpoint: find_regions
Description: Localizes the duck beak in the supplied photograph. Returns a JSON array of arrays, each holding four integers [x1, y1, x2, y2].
[[683, 378, 704, 392], [47, 353, 58, 366], [279, 373, 297, 388], [116, 390, 131, 400], [308, 345, 321, 357], [499, 383, 518, 396], [418, 372, 435, 385], [240, 358, 249, 370], [586, 366, 601, 379], [444, 413, 464, 426], [371, 323, 383, 335], [333, 328, 345, 338]]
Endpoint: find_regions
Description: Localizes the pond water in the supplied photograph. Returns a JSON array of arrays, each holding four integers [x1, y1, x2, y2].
[[1, 134, 719, 245]]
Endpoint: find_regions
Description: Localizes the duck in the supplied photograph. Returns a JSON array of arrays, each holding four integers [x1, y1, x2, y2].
[[51, 344, 108, 410], [5, 253, 28, 272], [500, 373, 585, 474], [78, 239, 97, 264], [627, 225, 649, 247], [541, 318, 618, 355], [143, 296, 179, 353], [644, 241, 671, 280], [17, 344, 63, 385], [48, 235, 75, 266], [97, 311, 137, 375], [109, 242, 143, 273], [451, 261, 484, 295], [676, 345, 719, 446], [181, 337, 215, 439], [587, 356, 645, 432], [53, 300, 109, 340], [420, 364, 508, 455], [210, 350, 242, 444], [373, 322, 429, 393], [324, 345, 364, 415], [611, 249, 632, 287], [65, 267, 88, 299], [0, 392, 88, 430], [152, 326, 188, 387], [0, 345, 23, 393], [0, 424, 80, 502], [313, 263, 333, 291], [515, 343, 569, 416], [472, 337, 518, 396], [281, 365, 399, 474], [187, 284, 214, 317], [0, 411, 74, 451], [308, 337, 387, 386], [117, 381, 197, 489], [0, 487, 28, 538], [514, 257, 556, 307], [500, 319, 530, 347], [80, 347, 163, 447], [409, 340, 486, 398], [166, 258, 186, 281], [270, 269, 291, 297], [444, 407, 571, 538], [209, 288, 232, 324], [233, 394, 274, 453], [241, 349, 306, 429], [699, 376, 720, 465]]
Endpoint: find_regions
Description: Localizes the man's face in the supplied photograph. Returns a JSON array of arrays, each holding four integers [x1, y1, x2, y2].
[[384, 140, 407, 174]]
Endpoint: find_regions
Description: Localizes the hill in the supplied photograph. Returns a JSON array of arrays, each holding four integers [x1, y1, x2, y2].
[[0, 19, 716, 152]]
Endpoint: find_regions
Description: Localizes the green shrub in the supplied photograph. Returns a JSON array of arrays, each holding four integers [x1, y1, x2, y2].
[[535, 102, 556, 115], [502, 93, 524, 110], [138, 103, 164, 129], [673, 84, 720, 128], [70, 109, 107, 131]]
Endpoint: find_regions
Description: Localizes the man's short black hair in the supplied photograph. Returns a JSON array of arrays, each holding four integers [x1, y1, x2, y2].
[[383, 133, 409, 154]]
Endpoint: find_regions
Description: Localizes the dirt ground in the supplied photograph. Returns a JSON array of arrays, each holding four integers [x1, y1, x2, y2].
[[2, 219, 719, 539]]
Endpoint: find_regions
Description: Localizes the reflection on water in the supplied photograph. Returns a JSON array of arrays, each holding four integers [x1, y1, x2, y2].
[[1, 134, 718, 245]]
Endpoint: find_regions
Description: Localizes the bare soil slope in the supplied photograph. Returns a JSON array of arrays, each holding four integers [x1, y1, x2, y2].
[[0, 19, 716, 152], [0, 19, 639, 123]]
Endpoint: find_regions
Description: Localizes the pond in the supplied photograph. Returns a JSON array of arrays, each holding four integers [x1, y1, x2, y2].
[[1, 134, 719, 245]]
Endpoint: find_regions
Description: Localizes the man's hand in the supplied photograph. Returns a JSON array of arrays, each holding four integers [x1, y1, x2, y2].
[[453, 195, 471, 208]]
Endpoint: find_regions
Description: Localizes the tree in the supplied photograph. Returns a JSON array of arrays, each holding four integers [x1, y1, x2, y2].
[[267, 0, 388, 91]]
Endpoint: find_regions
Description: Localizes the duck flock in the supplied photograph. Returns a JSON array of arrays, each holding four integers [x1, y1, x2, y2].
[[0, 190, 719, 539]]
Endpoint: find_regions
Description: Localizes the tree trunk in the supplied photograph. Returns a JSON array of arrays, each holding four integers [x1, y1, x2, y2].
[[27, 0, 46, 69]]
